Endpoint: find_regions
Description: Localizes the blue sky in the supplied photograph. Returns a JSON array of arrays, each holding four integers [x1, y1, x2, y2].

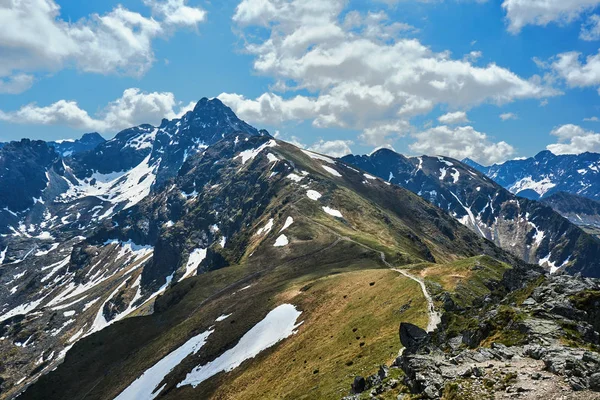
[[2, 0, 600, 164]]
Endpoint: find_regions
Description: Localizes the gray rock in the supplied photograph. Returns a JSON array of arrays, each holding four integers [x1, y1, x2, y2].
[[590, 373, 600, 392]]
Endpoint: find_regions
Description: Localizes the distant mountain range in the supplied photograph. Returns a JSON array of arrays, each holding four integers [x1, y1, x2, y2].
[[343, 150, 600, 277], [464, 151, 600, 201]]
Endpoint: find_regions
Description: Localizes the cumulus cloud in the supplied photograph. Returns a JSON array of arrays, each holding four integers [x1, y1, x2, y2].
[[308, 139, 354, 157], [0, 0, 206, 92], [0, 74, 35, 94], [547, 123, 600, 154], [438, 111, 469, 124], [143, 0, 207, 27], [0, 88, 195, 134], [409, 125, 515, 165], [221, 0, 555, 146], [502, 0, 600, 33], [549, 50, 600, 88], [500, 112, 518, 121]]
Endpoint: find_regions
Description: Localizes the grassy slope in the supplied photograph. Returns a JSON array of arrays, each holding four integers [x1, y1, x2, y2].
[[20, 139, 518, 400]]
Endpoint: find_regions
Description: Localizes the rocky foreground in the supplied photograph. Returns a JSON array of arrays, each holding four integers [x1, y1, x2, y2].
[[344, 265, 600, 399]]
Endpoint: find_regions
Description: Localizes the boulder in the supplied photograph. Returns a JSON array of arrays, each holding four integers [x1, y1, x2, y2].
[[352, 376, 366, 393], [399, 322, 428, 352]]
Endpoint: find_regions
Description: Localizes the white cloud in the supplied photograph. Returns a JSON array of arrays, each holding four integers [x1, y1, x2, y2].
[[584, 116, 600, 121], [143, 0, 207, 27], [550, 50, 600, 88], [0, 73, 34, 94], [0, 0, 206, 92], [221, 0, 555, 146], [359, 121, 412, 147], [502, 0, 600, 33], [0, 88, 195, 134], [547, 123, 600, 154], [580, 14, 600, 40], [409, 125, 515, 165], [308, 139, 353, 157], [500, 112, 518, 121], [438, 111, 469, 124]]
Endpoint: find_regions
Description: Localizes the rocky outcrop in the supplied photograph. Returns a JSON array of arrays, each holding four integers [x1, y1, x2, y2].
[[342, 270, 600, 399]]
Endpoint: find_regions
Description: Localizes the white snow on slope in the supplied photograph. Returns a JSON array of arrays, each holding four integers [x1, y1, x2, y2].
[[363, 173, 377, 180], [0, 247, 6, 265], [287, 173, 305, 182], [274, 234, 289, 247], [322, 165, 342, 177], [62, 154, 159, 210], [280, 217, 294, 232], [451, 169, 460, 184], [35, 243, 60, 256], [509, 176, 556, 197], [114, 329, 214, 400], [235, 140, 277, 164], [40, 256, 71, 283], [438, 156, 454, 166], [180, 248, 207, 282], [0, 295, 48, 323], [301, 150, 335, 164], [256, 219, 274, 236], [322, 207, 343, 218], [215, 314, 231, 322], [439, 168, 447, 180], [306, 190, 322, 201], [178, 304, 303, 388]]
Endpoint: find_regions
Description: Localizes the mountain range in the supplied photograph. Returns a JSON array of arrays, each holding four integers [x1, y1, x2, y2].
[[0, 99, 599, 399], [464, 151, 600, 201]]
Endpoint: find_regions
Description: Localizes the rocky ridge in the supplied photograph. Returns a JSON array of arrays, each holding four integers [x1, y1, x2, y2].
[[344, 264, 600, 399]]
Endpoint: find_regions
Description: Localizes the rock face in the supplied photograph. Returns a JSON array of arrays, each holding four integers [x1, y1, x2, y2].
[[463, 150, 600, 201], [350, 267, 600, 399], [541, 191, 600, 234], [342, 149, 600, 277]]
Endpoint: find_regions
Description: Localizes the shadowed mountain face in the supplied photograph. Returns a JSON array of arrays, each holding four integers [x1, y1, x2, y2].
[[48, 133, 106, 157], [463, 150, 600, 201], [541, 192, 600, 237], [342, 149, 600, 277]]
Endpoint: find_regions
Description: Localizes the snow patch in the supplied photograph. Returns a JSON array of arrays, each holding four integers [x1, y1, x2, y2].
[[235, 140, 277, 164], [287, 173, 305, 182], [301, 149, 335, 164], [274, 234, 289, 247], [114, 329, 214, 400], [215, 314, 231, 322], [306, 190, 322, 201], [321, 165, 342, 177], [280, 217, 294, 232], [180, 248, 207, 282], [509, 176, 557, 197], [256, 219, 274, 236], [177, 304, 302, 388], [322, 207, 343, 218]]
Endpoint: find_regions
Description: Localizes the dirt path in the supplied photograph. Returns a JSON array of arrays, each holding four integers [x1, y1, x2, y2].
[[295, 210, 441, 334], [391, 268, 441, 332]]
